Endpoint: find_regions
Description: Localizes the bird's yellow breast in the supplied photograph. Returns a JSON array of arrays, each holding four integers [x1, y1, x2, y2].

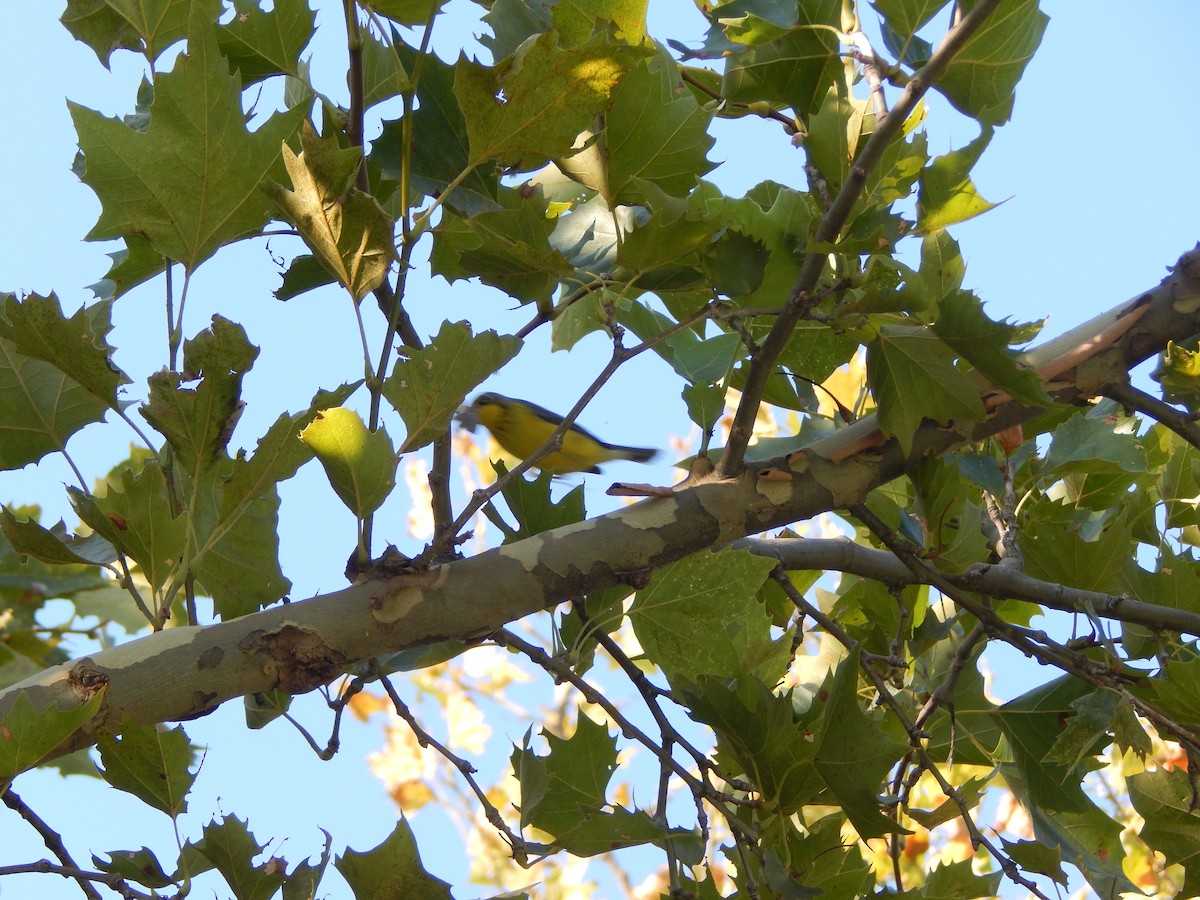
[[476, 401, 608, 474]]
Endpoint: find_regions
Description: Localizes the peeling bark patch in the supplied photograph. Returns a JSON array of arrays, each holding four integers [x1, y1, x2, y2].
[[372, 585, 423, 625], [237, 624, 348, 694], [67, 657, 109, 700], [197, 646, 224, 670]]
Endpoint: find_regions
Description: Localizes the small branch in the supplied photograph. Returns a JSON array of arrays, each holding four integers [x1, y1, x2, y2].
[[679, 69, 798, 135], [373, 668, 529, 865], [2, 789, 105, 900], [1103, 379, 1200, 450], [846, 31, 892, 121], [718, 0, 1006, 477]]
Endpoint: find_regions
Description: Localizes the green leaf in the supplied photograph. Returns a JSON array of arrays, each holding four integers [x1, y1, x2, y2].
[[274, 253, 338, 301], [551, 0, 648, 46], [871, 0, 951, 48], [384, 321, 521, 453], [1153, 340, 1200, 413], [60, 0, 143, 66], [513, 714, 666, 856], [0, 689, 106, 778], [141, 316, 259, 479], [931, 290, 1049, 405], [282, 829, 332, 900], [923, 859, 1002, 899], [360, 26, 410, 107], [190, 463, 291, 618], [866, 325, 985, 455], [0, 337, 112, 471], [263, 122, 397, 302], [0, 294, 129, 410], [92, 847, 175, 889], [185, 815, 286, 900], [487, 462, 585, 543], [629, 548, 785, 685], [680, 675, 825, 814], [335, 817, 453, 899], [999, 838, 1068, 887], [372, 48, 499, 216], [300, 407, 396, 517], [721, 0, 842, 117], [72, 583, 156, 633], [1129, 767, 1200, 895], [64, 0, 222, 64], [998, 676, 1134, 898], [70, 6, 305, 271], [934, 0, 1048, 125], [594, 54, 715, 204], [97, 718, 197, 817], [616, 182, 726, 273], [430, 186, 574, 304], [1021, 507, 1131, 595], [88, 234, 167, 300], [0, 508, 118, 567], [683, 381, 725, 432], [455, 30, 648, 171], [361, 0, 448, 28], [916, 128, 998, 232], [70, 462, 186, 594], [814, 650, 909, 838], [216, 0, 316, 83], [1043, 411, 1147, 476]]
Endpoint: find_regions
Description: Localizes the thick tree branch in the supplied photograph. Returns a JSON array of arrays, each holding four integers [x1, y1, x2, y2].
[[2, 248, 1198, 769]]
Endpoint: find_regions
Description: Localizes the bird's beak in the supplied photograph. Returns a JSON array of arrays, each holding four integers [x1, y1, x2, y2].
[[454, 404, 481, 433]]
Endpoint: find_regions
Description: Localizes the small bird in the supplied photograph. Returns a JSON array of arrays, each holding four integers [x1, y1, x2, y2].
[[459, 392, 657, 475]]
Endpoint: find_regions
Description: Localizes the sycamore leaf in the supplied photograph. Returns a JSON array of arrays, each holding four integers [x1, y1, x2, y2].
[[721, 0, 842, 116], [931, 291, 1049, 405], [0, 339, 112, 471], [0, 690, 106, 777], [485, 462, 585, 543], [190, 463, 291, 618], [183, 815, 286, 900], [70, 463, 186, 594], [335, 817, 452, 899], [916, 128, 998, 233], [263, 122, 396, 302], [629, 548, 785, 685], [300, 407, 396, 517], [216, 0, 316, 83], [70, 6, 305, 271], [62, 0, 222, 65], [513, 714, 668, 856], [385, 322, 521, 453], [551, 0, 648, 47], [866, 325, 985, 454], [871, 0, 951, 47], [1129, 767, 1200, 894], [935, 0, 1048, 125], [454, 30, 649, 172], [596, 54, 715, 204], [372, 48, 499, 216], [88, 234, 166, 300], [814, 650, 910, 838], [680, 675, 825, 814], [97, 718, 197, 817], [361, 0, 449, 28], [92, 848, 175, 889], [360, 26, 410, 106], [999, 677, 1135, 898], [430, 187, 574, 305], [0, 294, 129, 410], [141, 316, 259, 479], [0, 508, 118, 568]]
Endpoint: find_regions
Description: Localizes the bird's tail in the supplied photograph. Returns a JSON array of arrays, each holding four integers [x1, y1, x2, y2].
[[603, 444, 657, 464]]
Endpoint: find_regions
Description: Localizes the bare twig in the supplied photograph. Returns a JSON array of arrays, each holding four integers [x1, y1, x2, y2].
[[2, 789, 105, 900], [1104, 380, 1200, 450]]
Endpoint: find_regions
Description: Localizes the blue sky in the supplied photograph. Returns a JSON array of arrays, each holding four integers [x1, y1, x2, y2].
[[2, 2, 1198, 898]]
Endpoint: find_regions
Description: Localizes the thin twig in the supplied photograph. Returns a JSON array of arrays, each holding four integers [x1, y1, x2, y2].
[[2, 789, 105, 900], [373, 666, 529, 865], [1104, 379, 1200, 450]]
